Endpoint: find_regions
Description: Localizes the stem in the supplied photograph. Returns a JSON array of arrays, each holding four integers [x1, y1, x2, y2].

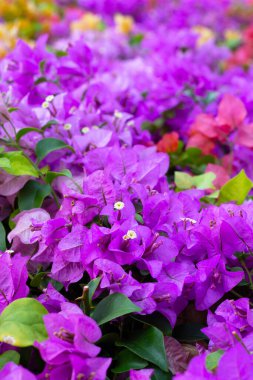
[[231, 289, 253, 307], [240, 259, 253, 290]]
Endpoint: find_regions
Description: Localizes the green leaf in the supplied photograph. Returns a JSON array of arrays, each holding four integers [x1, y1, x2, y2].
[[116, 326, 168, 372], [92, 293, 140, 325], [41, 120, 58, 130], [175, 171, 216, 190], [0, 298, 48, 347], [8, 209, 19, 230], [35, 138, 74, 163], [8, 107, 19, 113], [174, 172, 193, 189], [18, 180, 51, 210], [88, 277, 101, 304], [0, 222, 6, 251], [129, 33, 144, 46], [30, 272, 48, 287], [16, 128, 43, 142], [152, 368, 173, 380], [135, 213, 144, 224], [112, 349, 148, 373], [218, 170, 253, 205], [45, 169, 72, 184], [0, 152, 39, 177], [206, 350, 224, 371], [132, 312, 172, 336], [0, 350, 20, 369]]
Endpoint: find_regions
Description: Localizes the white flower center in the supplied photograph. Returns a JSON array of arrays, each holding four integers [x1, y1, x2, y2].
[[64, 123, 72, 131], [81, 127, 90, 134], [3, 336, 16, 345], [45, 94, 55, 102], [114, 201, 125, 210], [42, 101, 49, 109], [180, 217, 197, 224], [5, 250, 14, 254], [114, 110, 123, 119], [123, 229, 137, 240]]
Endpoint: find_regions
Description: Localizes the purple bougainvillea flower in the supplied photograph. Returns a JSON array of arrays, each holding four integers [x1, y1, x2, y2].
[[130, 368, 154, 380], [0, 252, 29, 312], [217, 344, 253, 380], [0, 363, 36, 380], [8, 209, 50, 245], [195, 255, 244, 310]]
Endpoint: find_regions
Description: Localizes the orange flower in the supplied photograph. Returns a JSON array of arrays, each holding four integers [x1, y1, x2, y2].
[[157, 132, 179, 153]]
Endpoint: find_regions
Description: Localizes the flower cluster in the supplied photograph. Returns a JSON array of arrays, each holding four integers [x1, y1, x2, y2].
[[0, 1, 253, 380]]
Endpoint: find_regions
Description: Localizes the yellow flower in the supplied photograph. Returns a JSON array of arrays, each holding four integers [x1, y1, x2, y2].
[[114, 13, 134, 34], [224, 29, 241, 43], [192, 25, 215, 47], [71, 13, 103, 32]]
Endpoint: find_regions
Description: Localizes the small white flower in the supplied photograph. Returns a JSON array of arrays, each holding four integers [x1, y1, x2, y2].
[[5, 249, 14, 254], [3, 336, 16, 345], [123, 229, 137, 240], [63, 123, 72, 131], [69, 106, 77, 115], [127, 120, 135, 127], [114, 201, 125, 210], [93, 125, 99, 130], [180, 217, 197, 224], [45, 94, 55, 102], [114, 110, 123, 119], [42, 101, 49, 109], [81, 127, 90, 134]]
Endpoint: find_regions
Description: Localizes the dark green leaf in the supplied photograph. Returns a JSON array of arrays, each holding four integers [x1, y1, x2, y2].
[[152, 368, 173, 380], [0, 222, 6, 251], [112, 349, 148, 373], [132, 312, 172, 336], [92, 293, 140, 325], [41, 120, 58, 130], [206, 350, 224, 371], [45, 169, 72, 184], [0, 350, 20, 369], [88, 277, 101, 304], [30, 272, 48, 287], [116, 326, 168, 372], [16, 128, 43, 142], [18, 181, 51, 211], [0, 298, 48, 347], [35, 138, 74, 163]]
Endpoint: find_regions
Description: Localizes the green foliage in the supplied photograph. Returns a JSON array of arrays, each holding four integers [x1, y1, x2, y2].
[[0, 152, 39, 177], [16, 127, 43, 142], [0, 351, 20, 369], [218, 169, 253, 205], [175, 171, 216, 190], [44, 169, 72, 184], [0, 222, 6, 251], [18, 180, 51, 210], [35, 138, 74, 163], [92, 293, 140, 325], [112, 349, 148, 373], [116, 326, 168, 372], [0, 298, 48, 347], [88, 277, 102, 304], [206, 350, 224, 371]]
